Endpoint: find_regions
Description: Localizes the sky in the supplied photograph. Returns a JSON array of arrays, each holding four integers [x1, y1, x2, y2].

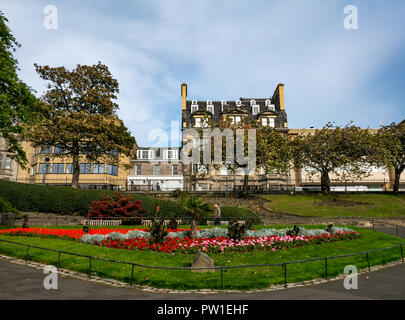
[[1, 0, 405, 147]]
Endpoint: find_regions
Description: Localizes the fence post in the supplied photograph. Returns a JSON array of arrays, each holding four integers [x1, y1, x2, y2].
[[324, 258, 328, 280], [130, 264, 134, 288], [366, 252, 370, 272], [400, 244, 404, 263], [283, 263, 287, 288], [372, 220, 375, 232], [89, 257, 92, 279], [57, 251, 61, 270], [220, 267, 224, 290], [24, 245, 30, 264]]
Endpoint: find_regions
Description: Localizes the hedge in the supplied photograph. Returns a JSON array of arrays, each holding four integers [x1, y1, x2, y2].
[[0, 180, 259, 222], [0, 180, 186, 217]]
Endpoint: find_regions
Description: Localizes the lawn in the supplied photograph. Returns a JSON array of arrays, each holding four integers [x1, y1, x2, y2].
[[260, 193, 405, 218], [0, 226, 403, 290]]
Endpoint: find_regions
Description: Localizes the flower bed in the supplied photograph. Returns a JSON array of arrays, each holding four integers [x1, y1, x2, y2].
[[0, 226, 360, 254]]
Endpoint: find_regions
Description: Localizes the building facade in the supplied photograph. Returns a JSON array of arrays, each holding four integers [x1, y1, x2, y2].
[[180, 82, 290, 191], [127, 147, 183, 191]]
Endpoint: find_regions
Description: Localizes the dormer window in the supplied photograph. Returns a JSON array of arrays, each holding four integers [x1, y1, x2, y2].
[[268, 104, 275, 112], [191, 101, 198, 113], [137, 150, 154, 160], [265, 99, 271, 106], [206, 102, 214, 114], [221, 100, 227, 112], [250, 100, 256, 106], [164, 149, 178, 160], [252, 105, 260, 115], [236, 100, 242, 107]]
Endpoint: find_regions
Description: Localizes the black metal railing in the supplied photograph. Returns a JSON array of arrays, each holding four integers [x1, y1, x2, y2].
[[0, 220, 404, 289]]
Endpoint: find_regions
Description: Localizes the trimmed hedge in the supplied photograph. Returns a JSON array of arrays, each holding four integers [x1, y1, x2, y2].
[[0, 180, 186, 217], [0, 180, 260, 222]]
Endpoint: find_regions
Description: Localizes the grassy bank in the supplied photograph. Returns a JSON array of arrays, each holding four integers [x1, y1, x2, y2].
[[261, 194, 405, 218], [0, 226, 403, 290]]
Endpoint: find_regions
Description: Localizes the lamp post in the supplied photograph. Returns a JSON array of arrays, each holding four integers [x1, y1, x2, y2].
[[42, 157, 50, 185]]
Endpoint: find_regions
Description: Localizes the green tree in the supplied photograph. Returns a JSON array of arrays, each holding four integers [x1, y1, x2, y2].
[[291, 122, 373, 194], [182, 196, 213, 239], [29, 62, 136, 188], [373, 122, 405, 193], [0, 11, 39, 167]]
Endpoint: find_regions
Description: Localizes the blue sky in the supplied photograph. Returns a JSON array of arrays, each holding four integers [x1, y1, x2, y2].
[[2, 0, 405, 147]]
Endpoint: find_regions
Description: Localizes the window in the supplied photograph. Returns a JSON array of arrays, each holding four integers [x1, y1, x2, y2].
[[236, 100, 242, 106], [268, 105, 275, 111], [93, 163, 105, 174], [165, 150, 178, 160], [172, 165, 179, 175], [80, 163, 91, 174], [136, 164, 142, 175], [66, 164, 73, 174], [54, 145, 65, 154], [195, 117, 201, 128], [107, 164, 118, 176], [31, 164, 37, 175], [252, 105, 260, 115], [191, 104, 198, 113], [229, 116, 241, 124], [250, 100, 256, 106], [137, 150, 153, 160], [269, 118, 275, 128], [0, 154, 2, 168], [52, 163, 64, 174], [153, 165, 160, 176], [4, 157, 12, 170], [221, 100, 227, 112], [207, 104, 214, 114], [40, 145, 52, 154], [265, 99, 271, 106], [261, 118, 268, 126], [39, 163, 51, 174]]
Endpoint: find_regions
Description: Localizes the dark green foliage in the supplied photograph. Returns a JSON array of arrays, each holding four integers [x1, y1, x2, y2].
[[0, 180, 186, 216], [286, 225, 301, 237], [0, 197, 18, 214], [149, 218, 168, 244], [220, 206, 261, 223], [228, 218, 254, 241], [325, 224, 333, 233]]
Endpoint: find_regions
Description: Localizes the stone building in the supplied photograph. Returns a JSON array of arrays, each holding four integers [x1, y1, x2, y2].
[[0, 137, 19, 181], [127, 147, 183, 191], [180, 82, 290, 191]]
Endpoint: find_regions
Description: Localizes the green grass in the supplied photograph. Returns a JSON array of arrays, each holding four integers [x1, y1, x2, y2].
[[261, 193, 405, 218], [0, 226, 403, 290]]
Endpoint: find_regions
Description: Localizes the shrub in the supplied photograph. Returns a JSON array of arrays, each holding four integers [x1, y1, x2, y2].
[[0, 180, 187, 217], [228, 219, 254, 241], [88, 193, 145, 225], [149, 218, 168, 244], [0, 197, 18, 215]]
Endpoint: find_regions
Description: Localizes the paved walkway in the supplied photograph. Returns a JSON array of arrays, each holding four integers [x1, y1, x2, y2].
[[1, 258, 404, 300]]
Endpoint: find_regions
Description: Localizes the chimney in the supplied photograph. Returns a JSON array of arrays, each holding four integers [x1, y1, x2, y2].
[[275, 83, 285, 111], [181, 83, 187, 111]]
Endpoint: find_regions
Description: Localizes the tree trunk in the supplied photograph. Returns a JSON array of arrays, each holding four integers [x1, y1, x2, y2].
[[393, 167, 403, 193], [321, 170, 330, 195], [71, 154, 80, 189], [190, 217, 197, 239], [243, 171, 249, 195]]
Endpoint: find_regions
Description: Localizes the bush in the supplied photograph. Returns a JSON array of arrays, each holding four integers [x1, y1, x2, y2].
[[0, 197, 19, 215], [220, 206, 261, 223], [88, 193, 145, 225], [0, 180, 187, 217]]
